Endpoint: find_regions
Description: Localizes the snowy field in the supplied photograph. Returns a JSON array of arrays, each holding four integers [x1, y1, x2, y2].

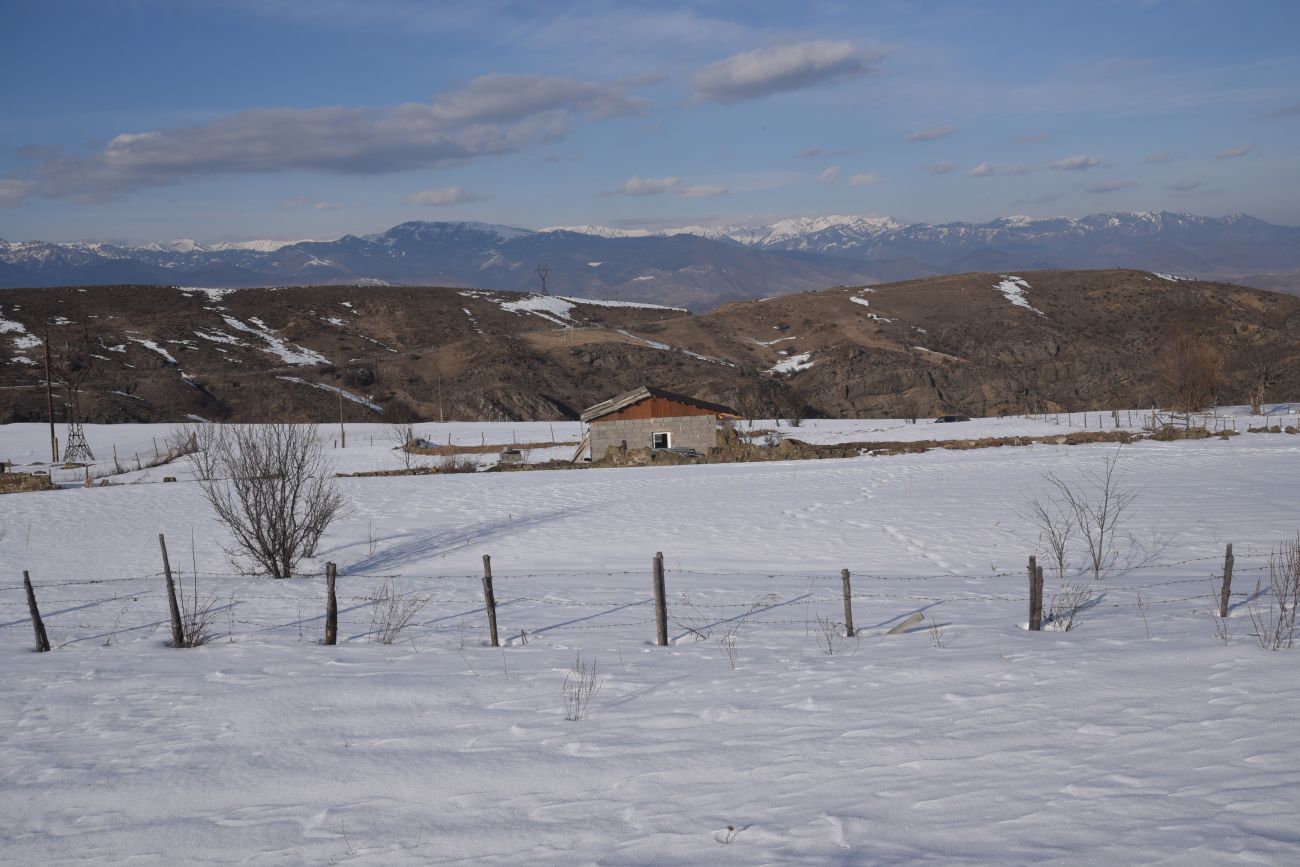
[[3, 412, 1300, 863]]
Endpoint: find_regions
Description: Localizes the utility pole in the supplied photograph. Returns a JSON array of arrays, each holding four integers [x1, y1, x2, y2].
[[337, 389, 346, 448], [535, 261, 550, 296], [43, 328, 57, 463]]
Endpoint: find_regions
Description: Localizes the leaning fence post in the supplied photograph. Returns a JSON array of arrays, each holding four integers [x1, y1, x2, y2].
[[1219, 543, 1234, 619], [481, 554, 500, 648], [841, 568, 855, 637], [325, 562, 338, 645], [159, 534, 184, 647], [22, 571, 51, 652], [653, 551, 668, 646]]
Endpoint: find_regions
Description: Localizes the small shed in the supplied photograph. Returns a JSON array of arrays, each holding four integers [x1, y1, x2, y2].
[[579, 386, 740, 461]]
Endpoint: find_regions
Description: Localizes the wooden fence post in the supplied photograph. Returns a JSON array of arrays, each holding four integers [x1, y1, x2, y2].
[[1028, 555, 1042, 631], [325, 562, 338, 645], [22, 571, 51, 652], [159, 534, 184, 647], [1219, 543, 1234, 619], [481, 554, 499, 648], [653, 551, 668, 646], [841, 568, 855, 637]]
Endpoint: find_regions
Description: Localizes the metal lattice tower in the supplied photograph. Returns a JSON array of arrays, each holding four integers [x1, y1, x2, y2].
[[62, 420, 95, 463]]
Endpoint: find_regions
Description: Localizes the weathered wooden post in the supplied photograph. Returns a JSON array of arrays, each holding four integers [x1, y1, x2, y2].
[[1219, 543, 1234, 619], [325, 562, 338, 645], [653, 551, 668, 646], [841, 568, 855, 637], [1032, 565, 1045, 631], [481, 554, 500, 648], [22, 571, 51, 652], [159, 534, 184, 647], [1027, 555, 1042, 631]]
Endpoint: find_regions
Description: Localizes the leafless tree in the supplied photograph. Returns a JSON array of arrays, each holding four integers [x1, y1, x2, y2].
[[1157, 331, 1223, 413], [1019, 490, 1076, 578], [1232, 342, 1285, 415], [388, 421, 417, 470], [196, 423, 345, 579], [1041, 449, 1137, 578]]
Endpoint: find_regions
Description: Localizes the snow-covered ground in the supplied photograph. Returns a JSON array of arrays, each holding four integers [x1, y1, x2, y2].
[[2, 411, 1300, 863]]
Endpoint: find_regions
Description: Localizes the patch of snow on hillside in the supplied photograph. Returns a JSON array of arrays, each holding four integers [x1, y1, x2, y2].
[[221, 316, 329, 366], [558, 296, 685, 312], [193, 329, 246, 346], [176, 286, 240, 300], [615, 330, 734, 366], [128, 338, 178, 364], [767, 351, 815, 374], [322, 316, 347, 327], [994, 275, 1045, 316], [1154, 272, 1192, 282], [631, 275, 655, 282], [277, 376, 382, 413], [587, 262, 602, 267], [913, 346, 962, 361], [0, 310, 42, 350], [10, 355, 36, 365], [849, 294, 894, 322], [499, 295, 575, 326]]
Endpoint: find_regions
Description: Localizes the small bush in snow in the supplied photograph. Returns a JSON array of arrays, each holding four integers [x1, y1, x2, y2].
[[367, 579, 430, 644], [562, 652, 604, 721], [1247, 536, 1300, 650]]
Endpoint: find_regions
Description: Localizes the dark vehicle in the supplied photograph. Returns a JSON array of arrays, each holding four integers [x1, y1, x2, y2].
[[934, 414, 971, 423]]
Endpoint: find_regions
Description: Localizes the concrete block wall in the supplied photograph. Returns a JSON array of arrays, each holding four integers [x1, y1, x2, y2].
[[591, 414, 718, 459]]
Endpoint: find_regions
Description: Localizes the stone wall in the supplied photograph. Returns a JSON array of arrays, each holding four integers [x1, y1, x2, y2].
[[590, 414, 718, 460], [0, 472, 56, 494]]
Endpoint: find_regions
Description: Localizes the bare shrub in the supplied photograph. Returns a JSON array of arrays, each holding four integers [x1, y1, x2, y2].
[[715, 593, 780, 669], [1019, 490, 1076, 578], [177, 422, 222, 481], [1157, 331, 1223, 413], [927, 619, 947, 647], [1246, 536, 1300, 650], [562, 652, 604, 721], [1047, 582, 1095, 631], [196, 424, 345, 579], [813, 614, 847, 655], [435, 455, 477, 474], [1042, 450, 1136, 578], [367, 579, 430, 644], [389, 422, 416, 470]]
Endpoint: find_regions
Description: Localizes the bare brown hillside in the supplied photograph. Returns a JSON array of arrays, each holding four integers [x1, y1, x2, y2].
[[1, 271, 1298, 424]]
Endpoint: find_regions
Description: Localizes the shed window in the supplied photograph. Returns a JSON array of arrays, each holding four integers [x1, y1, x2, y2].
[[651, 431, 670, 450]]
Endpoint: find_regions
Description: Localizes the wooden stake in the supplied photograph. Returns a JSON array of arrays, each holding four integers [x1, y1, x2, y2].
[[840, 568, 855, 637], [652, 551, 668, 646], [1032, 565, 1045, 631], [481, 554, 499, 648], [1219, 543, 1234, 619], [159, 534, 184, 647], [23, 571, 51, 652], [325, 561, 338, 645], [1028, 555, 1042, 631], [338, 390, 346, 448]]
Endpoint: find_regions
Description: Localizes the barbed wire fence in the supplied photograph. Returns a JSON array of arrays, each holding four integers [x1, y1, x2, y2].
[[5, 538, 1283, 654]]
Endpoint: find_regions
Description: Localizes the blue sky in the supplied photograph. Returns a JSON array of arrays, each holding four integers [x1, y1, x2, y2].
[[1, 0, 1297, 243]]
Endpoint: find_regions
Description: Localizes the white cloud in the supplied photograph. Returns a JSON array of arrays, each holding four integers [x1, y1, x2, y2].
[[1215, 144, 1251, 159], [818, 165, 841, 184], [13, 74, 644, 202], [1048, 154, 1104, 171], [968, 162, 995, 177], [613, 176, 681, 196], [906, 124, 956, 143], [692, 40, 880, 103], [927, 161, 958, 175], [680, 184, 729, 198], [406, 185, 482, 206], [795, 146, 822, 159], [312, 201, 345, 210], [849, 172, 879, 187], [0, 179, 36, 205], [1086, 179, 1139, 194]]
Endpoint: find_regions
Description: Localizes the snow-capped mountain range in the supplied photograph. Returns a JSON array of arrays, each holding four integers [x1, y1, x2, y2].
[[3, 211, 1298, 308]]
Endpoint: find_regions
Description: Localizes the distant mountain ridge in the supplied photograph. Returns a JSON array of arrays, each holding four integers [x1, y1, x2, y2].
[[3, 210, 1299, 307]]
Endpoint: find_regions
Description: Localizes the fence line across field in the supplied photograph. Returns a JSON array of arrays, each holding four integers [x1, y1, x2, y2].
[[10, 537, 1284, 653]]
